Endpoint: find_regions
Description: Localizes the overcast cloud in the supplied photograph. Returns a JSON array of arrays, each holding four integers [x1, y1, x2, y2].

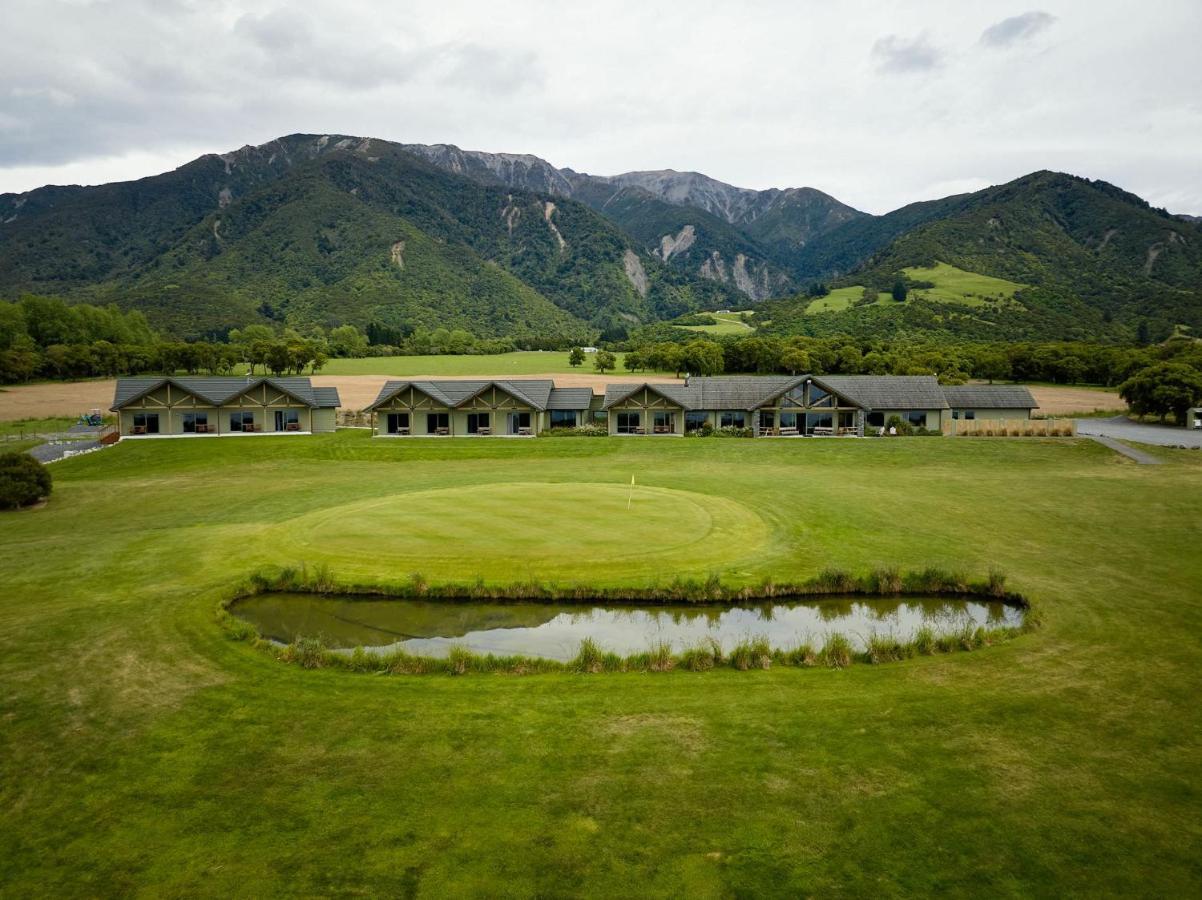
[[2, 0, 1200, 215]]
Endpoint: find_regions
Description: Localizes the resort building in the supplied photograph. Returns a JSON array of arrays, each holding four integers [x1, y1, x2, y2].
[[366, 380, 596, 436], [602, 375, 1034, 436], [111, 377, 339, 437]]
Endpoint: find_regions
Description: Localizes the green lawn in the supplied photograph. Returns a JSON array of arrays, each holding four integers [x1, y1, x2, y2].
[[806, 263, 1026, 315], [678, 311, 756, 336], [2, 434, 1201, 895], [242, 350, 630, 377], [903, 261, 1026, 307], [0, 416, 85, 437]]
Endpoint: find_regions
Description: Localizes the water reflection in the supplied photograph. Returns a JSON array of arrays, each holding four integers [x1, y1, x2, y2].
[[234, 593, 1025, 662]]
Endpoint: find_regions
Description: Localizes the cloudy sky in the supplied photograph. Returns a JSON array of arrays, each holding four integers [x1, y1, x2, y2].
[[3, 0, 1200, 214]]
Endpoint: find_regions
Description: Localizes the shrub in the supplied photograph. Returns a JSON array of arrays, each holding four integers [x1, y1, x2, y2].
[[713, 426, 753, 438], [0, 452, 52, 510], [540, 424, 608, 437], [819, 633, 853, 668], [913, 626, 937, 655], [572, 637, 606, 674], [865, 633, 909, 664], [729, 637, 771, 670], [680, 637, 724, 671]]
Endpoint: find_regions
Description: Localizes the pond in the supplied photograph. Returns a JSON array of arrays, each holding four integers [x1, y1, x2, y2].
[[233, 593, 1025, 662]]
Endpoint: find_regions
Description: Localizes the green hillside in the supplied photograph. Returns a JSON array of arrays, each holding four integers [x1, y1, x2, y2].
[[0, 136, 734, 340], [764, 173, 1202, 341]]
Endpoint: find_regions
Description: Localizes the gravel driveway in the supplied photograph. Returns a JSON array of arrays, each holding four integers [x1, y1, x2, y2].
[[1075, 416, 1202, 448]]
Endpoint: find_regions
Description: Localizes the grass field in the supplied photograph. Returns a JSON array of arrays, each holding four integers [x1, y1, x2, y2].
[[2, 434, 1202, 894], [677, 311, 756, 335], [806, 263, 1026, 315], [903, 262, 1026, 306], [252, 350, 630, 377]]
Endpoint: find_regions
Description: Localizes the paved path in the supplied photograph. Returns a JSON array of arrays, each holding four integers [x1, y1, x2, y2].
[[27, 440, 104, 463], [1075, 415, 1202, 449], [1086, 435, 1162, 465]]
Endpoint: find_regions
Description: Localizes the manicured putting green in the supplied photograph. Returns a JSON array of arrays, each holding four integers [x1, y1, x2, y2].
[[264, 481, 770, 579]]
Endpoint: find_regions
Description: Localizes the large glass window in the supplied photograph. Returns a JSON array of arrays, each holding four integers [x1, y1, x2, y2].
[[758, 411, 775, 431], [779, 411, 799, 430], [685, 411, 709, 432], [230, 411, 255, 432], [132, 412, 159, 434], [866, 412, 885, 428], [549, 410, 576, 428], [182, 412, 208, 433], [652, 411, 674, 433], [616, 412, 642, 433], [274, 409, 300, 431], [719, 411, 746, 428], [805, 412, 834, 434], [907, 411, 928, 428], [510, 411, 533, 434], [386, 412, 410, 434], [467, 412, 490, 434], [427, 412, 450, 434]]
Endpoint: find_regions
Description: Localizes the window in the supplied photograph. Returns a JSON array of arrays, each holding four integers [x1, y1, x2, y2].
[[274, 409, 300, 431], [866, 412, 885, 428], [906, 411, 928, 428], [230, 411, 255, 432], [758, 410, 775, 431], [132, 412, 159, 434], [182, 412, 208, 433], [779, 411, 799, 430], [467, 412, 490, 434], [685, 411, 709, 432], [427, 412, 450, 434], [549, 410, 576, 428], [616, 412, 641, 433], [652, 411, 674, 433], [386, 412, 410, 434], [719, 411, 746, 428], [964, 410, 976, 420], [808, 384, 829, 405], [510, 411, 532, 433]]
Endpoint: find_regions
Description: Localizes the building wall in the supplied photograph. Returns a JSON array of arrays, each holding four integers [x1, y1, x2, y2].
[[606, 401, 685, 435], [116, 384, 327, 435], [950, 407, 1032, 422]]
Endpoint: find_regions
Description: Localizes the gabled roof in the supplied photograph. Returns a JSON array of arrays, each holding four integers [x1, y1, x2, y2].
[[111, 377, 339, 410], [367, 379, 560, 411], [941, 384, 1038, 409], [819, 376, 950, 410], [602, 382, 700, 410], [603, 374, 955, 411], [546, 387, 595, 410]]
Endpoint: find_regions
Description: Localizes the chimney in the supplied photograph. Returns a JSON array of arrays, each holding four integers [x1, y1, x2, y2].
[[684, 373, 690, 386]]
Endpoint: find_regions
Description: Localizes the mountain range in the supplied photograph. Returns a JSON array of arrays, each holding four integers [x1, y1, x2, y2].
[[1, 132, 1199, 342]]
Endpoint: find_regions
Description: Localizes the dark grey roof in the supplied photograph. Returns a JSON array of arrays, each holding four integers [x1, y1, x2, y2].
[[112, 377, 338, 410], [603, 374, 953, 411], [819, 376, 950, 410], [546, 387, 595, 410], [367, 379, 558, 411], [941, 384, 1037, 409], [312, 387, 342, 408]]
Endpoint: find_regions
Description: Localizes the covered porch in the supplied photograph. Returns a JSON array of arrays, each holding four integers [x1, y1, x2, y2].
[[754, 378, 864, 437]]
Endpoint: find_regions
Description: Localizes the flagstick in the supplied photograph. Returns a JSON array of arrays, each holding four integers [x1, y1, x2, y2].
[[627, 474, 635, 510]]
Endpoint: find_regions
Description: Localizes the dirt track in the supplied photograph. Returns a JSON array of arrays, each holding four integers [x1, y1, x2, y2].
[[0, 375, 1121, 420]]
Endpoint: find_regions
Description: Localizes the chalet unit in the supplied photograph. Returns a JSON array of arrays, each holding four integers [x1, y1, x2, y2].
[[941, 385, 1040, 422], [366, 380, 596, 437], [111, 377, 339, 437], [602, 375, 1031, 436]]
